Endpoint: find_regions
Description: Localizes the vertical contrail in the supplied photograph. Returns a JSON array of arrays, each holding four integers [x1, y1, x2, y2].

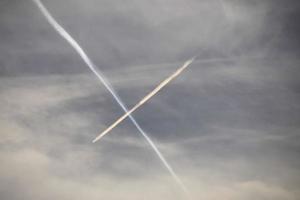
[[218, 0, 231, 21], [31, 0, 190, 195]]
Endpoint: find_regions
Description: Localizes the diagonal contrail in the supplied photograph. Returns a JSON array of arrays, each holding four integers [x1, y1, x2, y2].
[[93, 58, 195, 142], [31, 0, 190, 195]]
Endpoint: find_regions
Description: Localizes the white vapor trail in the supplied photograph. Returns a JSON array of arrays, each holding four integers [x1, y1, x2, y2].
[[218, 0, 231, 21], [31, 0, 190, 196], [93, 58, 195, 142]]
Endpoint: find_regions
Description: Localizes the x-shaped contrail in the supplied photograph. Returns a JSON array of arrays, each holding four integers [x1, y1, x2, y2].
[[93, 57, 195, 142], [31, 0, 191, 196]]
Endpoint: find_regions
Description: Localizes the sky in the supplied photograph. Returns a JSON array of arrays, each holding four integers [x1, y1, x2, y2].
[[0, 0, 300, 199]]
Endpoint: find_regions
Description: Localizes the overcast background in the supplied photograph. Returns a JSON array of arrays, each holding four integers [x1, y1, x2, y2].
[[1, 0, 300, 199]]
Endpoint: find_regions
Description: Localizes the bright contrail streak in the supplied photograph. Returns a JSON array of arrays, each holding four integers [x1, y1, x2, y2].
[[31, 0, 190, 195], [93, 58, 195, 142]]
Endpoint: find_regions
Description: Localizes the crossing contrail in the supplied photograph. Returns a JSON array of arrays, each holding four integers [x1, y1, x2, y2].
[[31, 0, 190, 195], [93, 58, 195, 142]]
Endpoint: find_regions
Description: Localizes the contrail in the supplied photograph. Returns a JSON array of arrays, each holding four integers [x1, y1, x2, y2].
[[218, 0, 231, 21], [31, 0, 190, 196], [93, 58, 195, 142]]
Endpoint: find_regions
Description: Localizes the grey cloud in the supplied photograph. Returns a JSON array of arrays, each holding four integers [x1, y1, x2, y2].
[[1, 0, 299, 75], [1, 0, 300, 199]]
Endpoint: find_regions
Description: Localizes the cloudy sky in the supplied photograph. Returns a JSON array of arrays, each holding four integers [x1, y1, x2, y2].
[[1, 0, 300, 199]]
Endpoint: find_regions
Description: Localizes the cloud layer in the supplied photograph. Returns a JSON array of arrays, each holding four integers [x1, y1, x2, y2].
[[1, 0, 300, 199]]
